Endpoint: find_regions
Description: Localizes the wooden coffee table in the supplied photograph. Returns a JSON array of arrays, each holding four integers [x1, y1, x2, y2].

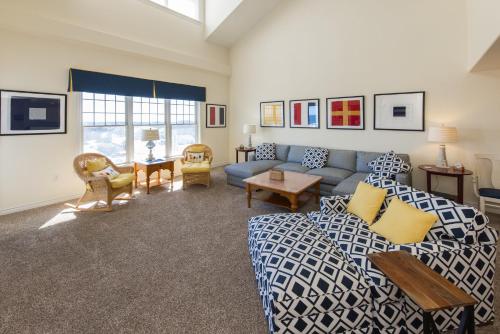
[[368, 251, 477, 334], [243, 171, 322, 212]]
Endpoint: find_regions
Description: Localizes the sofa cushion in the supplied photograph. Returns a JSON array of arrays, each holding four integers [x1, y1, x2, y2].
[[332, 172, 369, 195], [327, 149, 357, 172], [286, 145, 307, 163], [256, 143, 276, 160], [306, 167, 353, 186], [356, 151, 410, 173], [302, 147, 329, 169], [224, 160, 283, 179], [368, 151, 411, 180], [274, 162, 310, 173], [275, 144, 291, 162]]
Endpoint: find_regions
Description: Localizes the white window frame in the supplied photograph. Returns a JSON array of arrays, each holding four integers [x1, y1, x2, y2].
[[80, 94, 200, 163]]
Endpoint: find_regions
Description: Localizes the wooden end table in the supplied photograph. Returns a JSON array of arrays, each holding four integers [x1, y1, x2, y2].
[[243, 171, 322, 212], [235, 147, 256, 163], [418, 164, 473, 204], [134, 159, 175, 194], [368, 251, 477, 334]]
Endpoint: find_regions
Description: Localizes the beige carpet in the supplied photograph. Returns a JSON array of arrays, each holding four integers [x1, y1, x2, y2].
[[0, 167, 498, 333]]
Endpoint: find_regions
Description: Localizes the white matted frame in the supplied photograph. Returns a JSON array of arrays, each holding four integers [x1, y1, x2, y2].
[[205, 103, 226, 128], [289, 99, 320, 129], [374, 91, 425, 131], [0, 90, 67, 135], [260, 101, 284, 127]]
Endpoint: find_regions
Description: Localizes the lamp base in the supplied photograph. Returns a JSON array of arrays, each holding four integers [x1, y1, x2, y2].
[[435, 144, 448, 168], [247, 135, 253, 148], [146, 141, 156, 161]]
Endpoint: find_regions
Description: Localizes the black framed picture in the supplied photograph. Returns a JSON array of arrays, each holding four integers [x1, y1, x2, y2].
[[289, 99, 320, 129], [260, 101, 285, 127], [326, 96, 365, 130], [374, 91, 425, 131], [206, 104, 226, 128], [0, 90, 67, 135]]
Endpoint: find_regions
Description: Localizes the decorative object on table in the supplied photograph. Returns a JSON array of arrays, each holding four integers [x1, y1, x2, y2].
[[418, 164, 472, 204], [374, 91, 425, 131], [326, 96, 364, 130], [73, 153, 134, 211], [141, 128, 160, 161], [180, 144, 213, 189], [302, 147, 329, 169], [255, 143, 276, 160], [260, 101, 284, 127], [269, 168, 284, 181], [427, 125, 458, 167], [206, 104, 226, 128], [235, 146, 256, 163], [134, 159, 174, 194], [243, 124, 256, 147], [289, 99, 320, 128], [473, 154, 500, 213], [453, 162, 464, 171], [368, 151, 411, 180], [368, 251, 477, 334], [0, 90, 66, 135], [239, 144, 245, 149]]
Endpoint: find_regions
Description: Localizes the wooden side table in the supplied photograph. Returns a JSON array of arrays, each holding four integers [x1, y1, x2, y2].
[[418, 164, 473, 204], [235, 147, 256, 163], [368, 251, 476, 334], [134, 159, 175, 194]]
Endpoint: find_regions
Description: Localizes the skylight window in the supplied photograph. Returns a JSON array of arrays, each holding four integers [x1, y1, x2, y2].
[[149, 0, 200, 21]]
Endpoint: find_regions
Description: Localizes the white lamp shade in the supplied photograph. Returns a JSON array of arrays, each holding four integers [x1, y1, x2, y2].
[[243, 124, 257, 134], [141, 128, 159, 141], [427, 126, 458, 143]]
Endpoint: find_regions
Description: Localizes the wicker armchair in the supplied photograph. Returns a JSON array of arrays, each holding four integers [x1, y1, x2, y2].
[[180, 144, 213, 189], [73, 153, 134, 211]]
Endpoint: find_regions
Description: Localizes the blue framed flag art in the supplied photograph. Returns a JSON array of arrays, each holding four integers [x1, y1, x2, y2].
[[289, 99, 320, 128]]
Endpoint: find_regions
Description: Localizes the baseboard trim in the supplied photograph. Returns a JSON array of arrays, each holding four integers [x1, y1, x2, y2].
[[0, 194, 80, 216]]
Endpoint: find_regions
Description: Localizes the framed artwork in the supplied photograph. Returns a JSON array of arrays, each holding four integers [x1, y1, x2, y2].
[[289, 99, 320, 128], [326, 96, 365, 130], [374, 91, 425, 131], [206, 103, 226, 128], [260, 101, 284, 127], [0, 90, 67, 136]]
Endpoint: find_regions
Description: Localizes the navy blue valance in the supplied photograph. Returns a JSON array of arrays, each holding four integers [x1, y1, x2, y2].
[[68, 68, 206, 101], [155, 81, 206, 102]]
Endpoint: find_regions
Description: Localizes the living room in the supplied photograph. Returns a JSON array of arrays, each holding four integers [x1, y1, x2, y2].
[[0, 0, 499, 333]]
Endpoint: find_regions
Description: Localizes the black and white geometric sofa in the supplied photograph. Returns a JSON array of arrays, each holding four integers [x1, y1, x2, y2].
[[248, 174, 498, 333]]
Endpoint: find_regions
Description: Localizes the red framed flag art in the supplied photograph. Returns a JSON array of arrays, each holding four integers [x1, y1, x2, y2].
[[289, 99, 320, 128], [326, 96, 365, 130], [206, 104, 226, 128]]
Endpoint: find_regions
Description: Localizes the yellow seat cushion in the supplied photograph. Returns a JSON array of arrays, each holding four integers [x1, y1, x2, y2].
[[181, 161, 211, 173], [369, 198, 438, 244], [109, 173, 134, 189], [86, 158, 107, 172], [347, 182, 388, 225]]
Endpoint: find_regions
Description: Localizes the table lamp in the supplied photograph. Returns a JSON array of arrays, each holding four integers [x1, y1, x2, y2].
[[427, 125, 458, 168], [243, 124, 256, 148], [142, 128, 160, 161]]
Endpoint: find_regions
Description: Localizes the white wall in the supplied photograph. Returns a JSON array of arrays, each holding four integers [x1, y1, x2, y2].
[[0, 29, 229, 215], [229, 0, 500, 206]]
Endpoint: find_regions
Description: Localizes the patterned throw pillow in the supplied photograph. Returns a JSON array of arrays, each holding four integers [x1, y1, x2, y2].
[[255, 143, 276, 160], [302, 147, 329, 169], [187, 151, 204, 162], [92, 166, 120, 180], [368, 151, 411, 180]]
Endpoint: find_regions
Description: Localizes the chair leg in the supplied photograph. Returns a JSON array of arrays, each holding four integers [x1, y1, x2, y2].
[[480, 197, 486, 213]]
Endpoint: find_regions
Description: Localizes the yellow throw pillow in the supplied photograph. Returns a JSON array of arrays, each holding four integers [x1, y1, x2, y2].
[[86, 158, 107, 172], [347, 182, 388, 224], [369, 198, 438, 244]]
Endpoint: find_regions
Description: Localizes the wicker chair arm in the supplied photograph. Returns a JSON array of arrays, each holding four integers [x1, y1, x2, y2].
[[180, 157, 186, 164], [208, 156, 213, 163], [116, 165, 134, 174], [86, 176, 111, 189]]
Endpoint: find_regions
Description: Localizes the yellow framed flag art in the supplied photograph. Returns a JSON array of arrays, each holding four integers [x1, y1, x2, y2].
[[260, 101, 285, 127]]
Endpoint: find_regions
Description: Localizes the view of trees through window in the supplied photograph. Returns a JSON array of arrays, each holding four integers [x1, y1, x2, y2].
[[82, 93, 198, 163]]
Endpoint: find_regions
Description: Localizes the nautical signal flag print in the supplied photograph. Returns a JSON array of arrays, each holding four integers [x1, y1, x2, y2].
[[326, 96, 364, 129], [290, 99, 319, 128], [206, 104, 226, 128]]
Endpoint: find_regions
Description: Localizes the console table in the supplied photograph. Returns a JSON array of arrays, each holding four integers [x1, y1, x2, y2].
[[418, 164, 473, 204], [368, 251, 476, 334], [134, 159, 175, 194], [235, 147, 256, 163]]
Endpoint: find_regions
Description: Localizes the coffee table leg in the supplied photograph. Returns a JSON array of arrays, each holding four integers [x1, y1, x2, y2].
[[290, 194, 298, 213], [315, 182, 320, 203], [246, 184, 252, 208]]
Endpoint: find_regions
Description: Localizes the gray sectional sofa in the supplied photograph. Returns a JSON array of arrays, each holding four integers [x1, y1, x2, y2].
[[224, 144, 412, 195]]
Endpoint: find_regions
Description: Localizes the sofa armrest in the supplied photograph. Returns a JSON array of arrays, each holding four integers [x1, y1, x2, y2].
[[320, 194, 352, 215], [395, 172, 412, 186]]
